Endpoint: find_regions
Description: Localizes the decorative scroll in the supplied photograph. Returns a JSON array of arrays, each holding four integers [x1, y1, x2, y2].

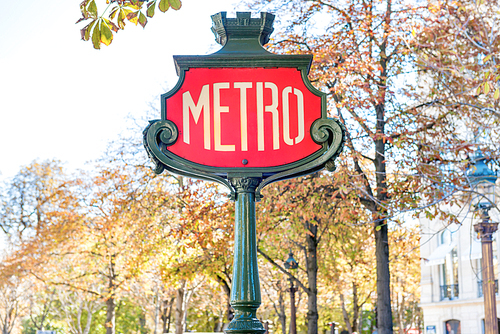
[[254, 117, 345, 199], [143, 120, 236, 198]]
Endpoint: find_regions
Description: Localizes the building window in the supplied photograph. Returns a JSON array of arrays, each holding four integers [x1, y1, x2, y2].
[[445, 319, 460, 334], [440, 231, 459, 300]]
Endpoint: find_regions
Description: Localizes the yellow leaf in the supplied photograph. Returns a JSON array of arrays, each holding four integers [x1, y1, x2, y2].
[[127, 12, 139, 25], [100, 21, 113, 46], [483, 54, 493, 63], [484, 81, 490, 94], [494, 88, 500, 100]]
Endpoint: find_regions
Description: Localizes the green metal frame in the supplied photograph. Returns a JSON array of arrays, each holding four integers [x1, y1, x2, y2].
[[143, 11, 345, 334]]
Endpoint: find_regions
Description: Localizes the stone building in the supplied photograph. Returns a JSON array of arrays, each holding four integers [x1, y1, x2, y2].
[[420, 154, 499, 334]]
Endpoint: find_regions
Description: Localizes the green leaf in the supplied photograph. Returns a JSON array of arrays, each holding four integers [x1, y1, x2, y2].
[[484, 81, 490, 94], [375, 225, 382, 231], [88, 0, 98, 18], [118, 9, 126, 29], [159, 0, 170, 12], [83, 20, 97, 41], [146, 1, 156, 17], [100, 21, 113, 46], [494, 88, 500, 100], [169, 0, 181, 10], [91, 23, 101, 49], [139, 12, 147, 28]]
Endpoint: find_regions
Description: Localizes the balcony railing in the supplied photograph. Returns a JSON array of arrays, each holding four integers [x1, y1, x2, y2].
[[477, 279, 499, 297], [440, 284, 459, 300]]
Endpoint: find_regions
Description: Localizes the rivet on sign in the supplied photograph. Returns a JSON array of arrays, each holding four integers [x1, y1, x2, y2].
[[242, 159, 248, 165]]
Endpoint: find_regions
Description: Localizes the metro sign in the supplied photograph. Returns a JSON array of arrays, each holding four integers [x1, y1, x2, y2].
[[164, 67, 322, 169], [143, 11, 344, 196]]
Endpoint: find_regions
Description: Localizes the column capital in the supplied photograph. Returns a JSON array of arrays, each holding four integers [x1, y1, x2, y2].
[[230, 177, 261, 193], [474, 222, 499, 242]]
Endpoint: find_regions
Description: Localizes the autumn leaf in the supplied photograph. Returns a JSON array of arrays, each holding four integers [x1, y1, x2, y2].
[[127, 11, 139, 25], [169, 0, 182, 10], [158, 0, 170, 12], [484, 81, 490, 94], [100, 20, 113, 46], [138, 12, 147, 28], [91, 23, 101, 49], [146, 1, 156, 17]]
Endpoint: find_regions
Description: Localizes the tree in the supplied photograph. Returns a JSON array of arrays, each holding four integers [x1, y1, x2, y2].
[[0, 274, 27, 334], [57, 288, 102, 334], [389, 226, 422, 334], [414, 0, 500, 170], [256, 172, 366, 334], [246, 1, 460, 333], [415, 0, 500, 119], [4, 160, 176, 334], [0, 160, 73, 236], [78, 0, 182, 49]]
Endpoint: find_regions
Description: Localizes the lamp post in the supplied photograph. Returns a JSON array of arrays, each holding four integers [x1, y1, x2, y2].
[[469, 150, 498, 334], [284, 251, 299, 334]]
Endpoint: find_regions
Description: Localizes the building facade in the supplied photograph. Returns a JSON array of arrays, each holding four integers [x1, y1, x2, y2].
[[420, 203, 500, 334]]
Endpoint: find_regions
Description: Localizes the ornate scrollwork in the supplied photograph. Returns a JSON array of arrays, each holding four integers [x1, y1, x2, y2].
[[150, 119, 179, 147], [143, 119, 179, 174], [143, 120, 166, 174], [311, 117, 346, 170], [143, 120, 237, 198]]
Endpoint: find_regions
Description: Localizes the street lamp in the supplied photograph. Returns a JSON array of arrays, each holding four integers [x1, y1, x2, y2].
[[284, 251, 299, 334], [469, 150, 498, 334]]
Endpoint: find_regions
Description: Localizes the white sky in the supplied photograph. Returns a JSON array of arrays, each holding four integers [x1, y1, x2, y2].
[[0, 0, 247, 180]]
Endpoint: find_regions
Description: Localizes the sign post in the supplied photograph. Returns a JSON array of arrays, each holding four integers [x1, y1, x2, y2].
[[143, 12, 345, 334]]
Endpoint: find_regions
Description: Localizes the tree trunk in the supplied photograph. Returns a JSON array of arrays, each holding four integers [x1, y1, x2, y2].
[[340, 294, 353, 334], [372, 1, 394, 332], [139, 312, 147, 334], [305, 221, 318, 334], [105, 295, 116, 334], [83, 301, 93, 334], [161, 297, 174, 334], [374, 214, 392, 334], [278, 287, 287, 334], [153, 289, 160, 334], [106, 256, 116, 334], [352, 283, 359, 333], [175, 280, 193, 334], [215, 274, 232, 326]]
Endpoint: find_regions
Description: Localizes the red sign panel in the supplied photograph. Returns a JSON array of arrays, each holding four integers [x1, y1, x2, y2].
[[165, 67, 322, 168]]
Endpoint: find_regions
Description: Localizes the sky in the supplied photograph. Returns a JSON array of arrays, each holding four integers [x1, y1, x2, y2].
[[0, 0, 249, 181]]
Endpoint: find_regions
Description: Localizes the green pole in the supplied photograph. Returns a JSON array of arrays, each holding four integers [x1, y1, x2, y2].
[[226, 177, 266, 334]]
